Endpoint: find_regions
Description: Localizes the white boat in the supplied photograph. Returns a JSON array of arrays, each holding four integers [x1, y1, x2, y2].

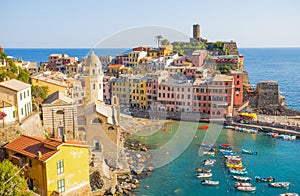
[[236, 186, 256, 192], [197, 173, 212, 178], [279, 193, 299, 196], [203, 159, 216, 166], [203, 151, 215, 156], [224, 125, 235, 129], [234, 182, 252, 187], [232, 175, 251, 182], [269, 182, 290, 188], [201, 180, 219, 186]]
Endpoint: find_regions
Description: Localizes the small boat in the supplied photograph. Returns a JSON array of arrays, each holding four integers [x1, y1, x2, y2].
[[224, 155, 241, 159], [199, 125, 209, 130], [201, 180, 219, 186], [236, 186, 256, 192], [197, 173, 212, 178], [197, 168, 211, 173], [255, 176, 275, 182], [222, 151, 237, 156], [219, 148, 232, 152], [279, 193, 299, 196], [249, 128, 258, 134], [229, 167, 246, 171], [272, 132, 279, 138], [266, 132, 274, 136], [224, 125, 235, 129], [229, 169, 248, 175], [269, 182, 290, 188], [219, 144, 232, 149], [242, 149, 258, 155], [226, 163, 243, 168], [201, 143, 214, 148], [234, 182, 252, 187], [203, 159, 216, 166], [232, 175, 251, 182], [203, 151, 215, 156]]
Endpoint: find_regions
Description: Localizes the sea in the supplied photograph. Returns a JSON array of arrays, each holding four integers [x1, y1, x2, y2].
[[4, 48, 300, 195]]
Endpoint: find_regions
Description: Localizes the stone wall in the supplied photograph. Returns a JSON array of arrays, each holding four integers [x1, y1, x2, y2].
[[223, 42, 239, 55], [257, 82, 280, 108]]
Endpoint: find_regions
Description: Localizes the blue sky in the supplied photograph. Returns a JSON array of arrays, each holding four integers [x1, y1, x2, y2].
[[1, 0, 300, 48]]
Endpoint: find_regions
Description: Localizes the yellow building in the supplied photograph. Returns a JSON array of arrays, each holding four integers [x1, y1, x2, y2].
[[148, 50, 158, 58], [129, 75, 146, 109], [4, 135, 90, 196], [31, 73, 69, 96], [158, 45, 173, 56]]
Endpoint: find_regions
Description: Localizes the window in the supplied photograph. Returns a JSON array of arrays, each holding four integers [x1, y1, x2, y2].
[[24, 92, 26, 98], [13, 111, 15, 118], [21, 108, 24, 115], [20, 93, 22, 101], [237, 81, 240, 85], [93, 84, 95, 90], [57, 160, 64, 174], [58, 179, 65, 193], [29, 160, 32, 167]]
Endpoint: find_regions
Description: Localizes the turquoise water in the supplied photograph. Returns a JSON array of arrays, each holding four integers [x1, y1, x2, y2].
[[135, 122, 300, 195]]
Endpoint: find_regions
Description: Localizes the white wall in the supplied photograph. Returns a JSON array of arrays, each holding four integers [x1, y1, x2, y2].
[[17, 87, 32, 122]]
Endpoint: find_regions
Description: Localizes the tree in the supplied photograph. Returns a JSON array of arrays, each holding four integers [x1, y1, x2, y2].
[[155, 35, 163, 48], [161, 39, 170, 45], [31, 85, 49, 100], [0, 159, 31, 196]]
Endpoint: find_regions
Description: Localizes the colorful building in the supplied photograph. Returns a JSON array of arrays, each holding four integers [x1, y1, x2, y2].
[[127, 51, 147, 67], [230, 70, 244, 106], [191, 50, 207, 67], [0, 79, 32, 123], [4, 135, 90, 196]]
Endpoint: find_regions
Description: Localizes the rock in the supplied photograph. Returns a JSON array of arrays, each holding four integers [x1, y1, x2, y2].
[[136, 154, 142, 158], [132, 178, 140, 184], [131, 184, 137, 189], [141, 146, 148, 151], [148, 167, 154, 172]]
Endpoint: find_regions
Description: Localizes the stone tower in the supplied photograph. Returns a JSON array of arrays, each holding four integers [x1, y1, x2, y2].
[[84, 50, 104, 103], [193, 24, 200, 41]]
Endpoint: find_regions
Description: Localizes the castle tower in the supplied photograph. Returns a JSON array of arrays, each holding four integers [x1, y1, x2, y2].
[[193, 24, 201, 41], [84, 50, 104, 103]]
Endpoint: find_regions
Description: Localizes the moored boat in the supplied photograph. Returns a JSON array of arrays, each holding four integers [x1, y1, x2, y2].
[[242, 148, 258, 155], [203, 151, 215, 156], [219, 144, 232, 149], [201, 143, 214, 148], [232, 175, 251, 182], [229, 169, 247, 175], [269, 182, 290, 188], [203, 159, 216, 166], [234, 182, 252, 187], [201, 180, 219, 186], [224, 125, 235, 129], [236, 186, 256, 192], [197, 173, 212, 178], [279, 193, 299, 196], [197, 168, 211, 173], [255, 176, 275, 182], [222, 151, 237, 156], [199, 125, 210, 130]]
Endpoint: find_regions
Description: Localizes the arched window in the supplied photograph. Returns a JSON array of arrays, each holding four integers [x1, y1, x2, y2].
[[56, 110, 64, 114], [92, 118, 103, 124], [108, 126, 115, 131], [217, 111, 221, 115]]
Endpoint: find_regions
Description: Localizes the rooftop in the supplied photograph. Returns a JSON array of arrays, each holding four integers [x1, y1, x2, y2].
[[0, 79, 31, 92], [4, 135, 87, 162]]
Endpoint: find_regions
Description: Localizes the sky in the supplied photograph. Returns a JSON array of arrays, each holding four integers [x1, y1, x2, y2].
[[1, 0, 300, 48]]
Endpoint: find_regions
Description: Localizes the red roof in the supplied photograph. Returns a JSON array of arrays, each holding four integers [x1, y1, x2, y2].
[[4, 135, 86, 162]]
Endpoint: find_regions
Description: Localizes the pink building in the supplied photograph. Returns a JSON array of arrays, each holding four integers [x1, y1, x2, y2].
[[115, 54, 128, 65], [157, 77, 193, 112], [192, 50, 207, 67], [173, 56, 192, 67], [192, 74, 234, 118], [103, 76, 112, 104]]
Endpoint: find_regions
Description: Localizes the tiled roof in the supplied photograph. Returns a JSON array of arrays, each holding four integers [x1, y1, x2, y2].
[[4, 135, 86, 162], [0, 79, 31, 92]]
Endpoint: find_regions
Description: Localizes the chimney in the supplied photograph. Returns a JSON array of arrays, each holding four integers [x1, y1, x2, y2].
[[37, 151, 42, 159], [62, 134, 67, 143]]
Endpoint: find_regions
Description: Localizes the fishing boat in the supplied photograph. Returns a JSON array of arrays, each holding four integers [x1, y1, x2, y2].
[[242, 149, 258, 155], [255, 176, 275, 182], [229, 169, 247, 175], [197, 173, 212, 178], [224, 155, 241, 159], [203, 159, 216, 166], [228, 167, 246, 171], [201, 180, 219, 186], [232, 175, 251, 182], [197, 168, 211, 173], [219, 144, 232, 149], [226, 163, 243, 168], [234, 182, 252, 187], [269, 182, 290, 188], [236, 186, 256, 192], [272, 132, 279, 138], [279, 193, 299, 196], [224, 125, 235, 129]]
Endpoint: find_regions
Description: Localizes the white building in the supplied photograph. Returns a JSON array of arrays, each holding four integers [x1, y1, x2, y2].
[[0, 79, 32, 123]]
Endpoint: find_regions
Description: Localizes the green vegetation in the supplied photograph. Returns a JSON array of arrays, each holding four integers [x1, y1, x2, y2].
[[0, 159, 31, 196], [0, 51, 31, 83], [31, 85, 49, 100], [161, 39, 170, 45], [217, 65, 232, 74], [172, 41, 207, 56]]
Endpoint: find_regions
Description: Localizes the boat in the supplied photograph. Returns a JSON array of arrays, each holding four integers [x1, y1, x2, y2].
[[232, 175, 251, 182], [203, 159, 216, 166], [219, 144, 232, 149], [242, 149, 258, 155], [272, 132, 279, 138], [203, 151, 215, 156], [201, 143, 214, 148], [226, 163, 243, 168], [219, 148, 232, 152], [266, 132, 274, 136], [269, 182, 290, 188], [224, 155, 241, 159], [224, 125, 235, 129], [228, 167, 246, 171], [255, 176, 275, 182], [197, 173, 212, 178], [249, 128, 258, 134], [197, 168, 211, 173], [222, 151, 237, 156], [229, 169, 248, 175], [201, 180, 219, 186], [234, 182, 252, 187], [236, 186, 256, 192], [199, 125, 209, 130], [279, 193, 299, 196]]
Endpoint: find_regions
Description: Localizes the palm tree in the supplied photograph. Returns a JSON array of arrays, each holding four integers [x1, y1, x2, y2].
[[155, 35, 163, 49]]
